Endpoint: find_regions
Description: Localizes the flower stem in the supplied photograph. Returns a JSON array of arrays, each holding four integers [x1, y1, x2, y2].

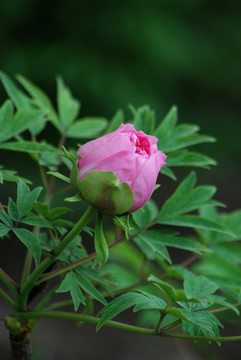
[[17, 206, 97, 311]]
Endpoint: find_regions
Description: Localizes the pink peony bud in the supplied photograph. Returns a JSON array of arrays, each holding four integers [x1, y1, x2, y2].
[[77, 123, 166, 214]]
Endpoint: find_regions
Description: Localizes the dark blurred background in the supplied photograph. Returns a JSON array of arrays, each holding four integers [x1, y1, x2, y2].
[[0, 0, 241, 359]]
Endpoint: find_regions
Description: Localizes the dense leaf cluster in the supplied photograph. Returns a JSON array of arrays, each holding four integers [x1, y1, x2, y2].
[[0, 73, 240, 353]]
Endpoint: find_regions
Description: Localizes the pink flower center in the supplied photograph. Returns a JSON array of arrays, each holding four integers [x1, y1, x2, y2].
[[130, 133, 151, 157]]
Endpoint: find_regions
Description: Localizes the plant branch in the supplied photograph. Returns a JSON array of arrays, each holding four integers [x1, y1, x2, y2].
[[16, 310, 241, 342], [0, 268, 18, 298], [0, 287, 15, 307]]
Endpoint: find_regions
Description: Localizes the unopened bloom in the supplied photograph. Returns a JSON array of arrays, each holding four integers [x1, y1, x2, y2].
[[77, 123, 166, 214]]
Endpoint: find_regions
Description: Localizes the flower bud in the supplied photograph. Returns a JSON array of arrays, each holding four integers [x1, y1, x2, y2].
[[76, 123, 166, 214]]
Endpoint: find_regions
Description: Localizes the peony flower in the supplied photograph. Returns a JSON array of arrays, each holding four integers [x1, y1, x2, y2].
[[76, 123, 166, 214]]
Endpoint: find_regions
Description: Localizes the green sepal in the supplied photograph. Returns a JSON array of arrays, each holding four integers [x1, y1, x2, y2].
[[78, 170, 134, 215], [94, 211, 109, 267]]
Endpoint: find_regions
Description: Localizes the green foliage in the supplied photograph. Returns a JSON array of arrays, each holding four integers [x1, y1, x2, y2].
[[0, 74, 240, 352]]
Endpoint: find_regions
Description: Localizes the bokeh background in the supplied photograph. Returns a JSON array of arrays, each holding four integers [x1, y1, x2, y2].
[[0, 0, 241, 359]]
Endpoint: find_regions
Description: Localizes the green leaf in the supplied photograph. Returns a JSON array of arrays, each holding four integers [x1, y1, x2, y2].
[[0, 168, 31, 184], [57, 77, 80, 130], [21, 216, 53, 229], [75, 270, 107, 305], [132, 105, 155, 134], [97, 291, 166, 331], [159, 215, 231, 234], [167, 307, 222, 336], [140, 230, 210, 255], [0, 72, 32, 109], [132, 199, 158, 228], [17, 181, 42, 219], [0, 109, 46, 143], [154, 105, 178, 145], [0, 223, 10, 237], [148, 275, 178, 301], [104, 109, 124, 134], [48, 207, 71, 219], [56, 271, 85, 311], [211, 295, 239, 315], [64, 194, 83, 202], [179, 309, 222, 340], [166, 150, 216, 168], [47, 171, 70, 183], [8, 198, 19, 221], [0, 210, 13, 227], [16, 74, 60, 131], [13, 228, 41, 266], [164, 134, 215, 153], [94, 212, 109, 267], [132, 290, 167, 312], [134, 233, 171, 263], [67, 117, 107, 138], [160, 166, 177, 181], [113, 214, 131, 239], [0, 141, 59, 154], [0, 100, 14, 129], [159, 172, 216, 219], [183, 271, 218, 308]]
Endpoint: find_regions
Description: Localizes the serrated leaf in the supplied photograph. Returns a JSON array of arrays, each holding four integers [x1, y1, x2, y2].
[[159, 215, 231, 234], [94, 212, 109, 266], [17, 181, 42, 219], [0, 141, 59, 154], [167, 307, 222, 336], [57, 76, 80, 130], [97, 291, 166, 331], [34, 202, 50, 218], [132, 105, 155, 134], [104, 109, 124, 134], [47, 171, 70, 183], [8, 198, 19, 221], [160, 166, 177, 180], [56, 271, 85, 311], [183, 271, 218, 309], [75, 270, 107, 305], [211, 295, 239, 315], [159, 172, 216, 219], [166, 150, 216, 168], [148, 275, 178, 300], [140, 229, 210, 255], [154, 106, 178, 145], [0, 210, 13, 227], [164, 134, 215, 152], [0, 100, 14, 128], [0, 168, 31, 184], [132, 199, 158, 228], [21, 216, 53, 229], [0, 109, 46, 143], [0, 223, 10, 237], [48, 207, 71, 219], [0, 72, 32, 109], [16, 74, 60, 131], [13, 228, 41, 266], [67, 118, 107, 138], [134, 234, 171, 263]]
